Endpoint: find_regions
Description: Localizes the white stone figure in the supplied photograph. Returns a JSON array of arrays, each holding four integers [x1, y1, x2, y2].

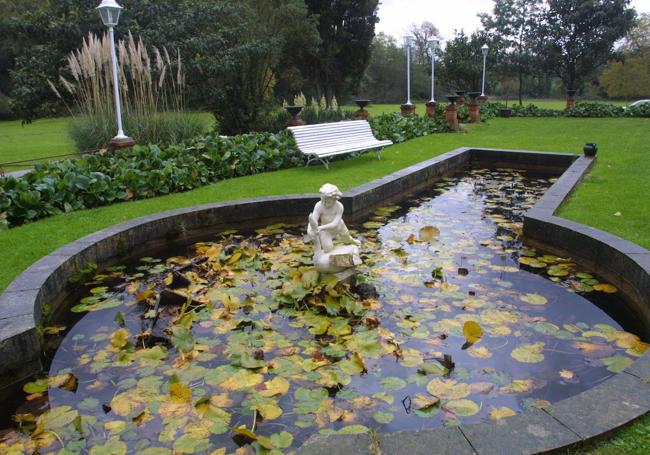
[[308, 183, 362, 274]]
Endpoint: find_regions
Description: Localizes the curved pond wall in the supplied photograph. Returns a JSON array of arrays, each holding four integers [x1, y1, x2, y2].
[[1, 147, 649, 454]]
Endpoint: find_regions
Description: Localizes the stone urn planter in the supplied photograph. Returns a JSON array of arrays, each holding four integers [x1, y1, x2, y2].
[[566, 89, 578, 109], [583, 143, 598, 157], [445, 95, 460, 131], [400, 103, 416, 116], [353, 99, 371, 119], [467, 92, 481, 123], [455, 90, 466, 106], [285, 105, 305, 127]]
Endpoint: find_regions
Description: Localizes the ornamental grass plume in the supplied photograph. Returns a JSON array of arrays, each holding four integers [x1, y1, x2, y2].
[[50, 32, 204, 151]]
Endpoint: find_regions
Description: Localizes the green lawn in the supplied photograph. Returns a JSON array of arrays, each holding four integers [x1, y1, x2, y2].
[[0, 115, 648, 452], [0, 113, 215, 171]]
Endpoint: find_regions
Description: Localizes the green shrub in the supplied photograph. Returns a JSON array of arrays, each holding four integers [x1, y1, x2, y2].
[[252, 107, 355, 133], [370, 113, 449, 143], [565, 102, 624, 117], [624, 103, 650, 118], [0, 130, 301, 228]]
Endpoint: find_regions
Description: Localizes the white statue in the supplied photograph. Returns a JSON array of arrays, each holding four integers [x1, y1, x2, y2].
[[308, 184, 362, 274]]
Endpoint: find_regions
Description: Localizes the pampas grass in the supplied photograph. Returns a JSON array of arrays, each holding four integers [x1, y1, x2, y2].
[[52, 32, 206, 151]]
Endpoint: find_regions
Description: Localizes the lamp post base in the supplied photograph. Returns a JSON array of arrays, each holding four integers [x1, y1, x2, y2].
[[109, 136, 136, 149]]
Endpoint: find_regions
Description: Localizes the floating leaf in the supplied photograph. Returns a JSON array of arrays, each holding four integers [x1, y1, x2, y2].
[[426, 379, 471, 399], [489, 406, 516, 420], [259, 377, 290, 398], [110, 329, 130, 350], [511, 342, 545, 363], [372, 411, 394, 424], [413, 393, 440, 410], [601, 355, 634, 373], [419, 226, 440, 242], [594, 283, 618, 294], [520, 293, 548, 306], [463, 321, 483, 346], [444, 399, 480, 416], [380, 377, 407, 391], [518, 257, 547, 268], [171, 326, 195, 354]]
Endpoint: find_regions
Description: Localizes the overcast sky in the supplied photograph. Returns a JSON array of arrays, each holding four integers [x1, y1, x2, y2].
[[376, 0, 650, 43]]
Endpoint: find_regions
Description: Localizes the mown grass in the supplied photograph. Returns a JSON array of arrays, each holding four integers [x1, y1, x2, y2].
[[0, 115, 648, 452], [0, 113, 215, 171]]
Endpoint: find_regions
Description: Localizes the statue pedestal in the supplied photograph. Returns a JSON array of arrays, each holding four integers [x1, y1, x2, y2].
[[468, 102, 480, 123], [425, 101, 437, 117], [400, 103, 416, 116], [445, 104, 459, 131]]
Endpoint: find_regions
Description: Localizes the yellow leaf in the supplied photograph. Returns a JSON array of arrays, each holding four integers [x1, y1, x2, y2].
[[170, 382, 192, 403], [519, 293, 548, 305], [413, 393, 440, 410], [259, 377, 290, 398], [467, 346, 492, 359], [110, 329, 130, 349], [489, 406, 516, 420], [233, 426, 257, 440], [252, 402, 282, 420], [594, 283, 618, 293], [559, 369, 574, 379], [426, 378, 471, 400], [419, 226, 440, 241], [463, 321, 483, 345], [135, 289, 155, 302]]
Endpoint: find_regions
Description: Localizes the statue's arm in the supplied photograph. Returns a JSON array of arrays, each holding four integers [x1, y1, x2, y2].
[[318, 203, 344, 232]]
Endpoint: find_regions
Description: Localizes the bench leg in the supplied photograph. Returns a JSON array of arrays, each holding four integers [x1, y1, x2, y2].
[[305, 155, 315, 167], [375, 148, 383, 160], [319, 158, 330, 170]]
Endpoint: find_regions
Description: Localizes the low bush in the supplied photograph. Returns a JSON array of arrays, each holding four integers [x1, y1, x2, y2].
[[0, 131, 301, 228], [252, 107, 354, 133], [565, 102, 624, 118], [481, 101, 650, 118], [369, 113, 450, 143]]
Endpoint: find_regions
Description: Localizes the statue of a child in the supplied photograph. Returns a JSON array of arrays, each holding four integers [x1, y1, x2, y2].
[[308, 183, 360, 253]]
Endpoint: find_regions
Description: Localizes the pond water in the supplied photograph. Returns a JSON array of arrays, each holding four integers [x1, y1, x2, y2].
[[1, 168, 647, 454]]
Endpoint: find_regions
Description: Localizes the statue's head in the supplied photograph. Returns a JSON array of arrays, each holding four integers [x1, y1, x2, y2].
[[319, 183, 342, 202]]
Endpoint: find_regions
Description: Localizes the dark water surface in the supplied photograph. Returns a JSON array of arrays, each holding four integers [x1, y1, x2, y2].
[[3, 168, 646, 454]]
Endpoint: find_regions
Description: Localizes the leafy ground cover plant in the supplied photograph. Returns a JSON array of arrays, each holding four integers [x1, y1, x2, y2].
[[369, 113, 450, 143], [482, 101, 650, 118]]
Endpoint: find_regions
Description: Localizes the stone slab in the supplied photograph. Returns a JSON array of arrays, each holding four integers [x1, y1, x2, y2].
[[299, 434, 373, 455], [377, 427, 475, 455], [625, 353, 650, 380], [461, 408, 580, 455], [544, 372, 650, 440]]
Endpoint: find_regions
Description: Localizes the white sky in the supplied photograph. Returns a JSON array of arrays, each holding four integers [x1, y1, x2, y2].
[[376, 0, 650, 42]]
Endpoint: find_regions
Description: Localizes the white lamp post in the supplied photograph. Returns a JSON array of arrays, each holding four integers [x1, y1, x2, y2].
[[404, 35, 415, 105], [97, 0, 133, 147], [428, 39, 439, 103], [481, 44, 489, 97]]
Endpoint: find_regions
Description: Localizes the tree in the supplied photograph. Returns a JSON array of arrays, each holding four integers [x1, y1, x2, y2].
[[533, 0, 636, 91], [303, 0, 380, 105], [440, 30, 503, 94], [599, 14, 650, 99], [409, 21, 443, 65], [480, 0, 541, 105]]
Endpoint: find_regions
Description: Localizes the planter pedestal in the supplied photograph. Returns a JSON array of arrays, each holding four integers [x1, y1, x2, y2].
[[468, 101, 480, 123], [400, 103, 416, 116], [477, 95, 489, 103], [445, 104, 459, 131], [425, 101, 437, 117], [566, 90, 577, 109], [109, 137, 136, 150], [285, 119, 306, 128], [353, 109, 370, 119]]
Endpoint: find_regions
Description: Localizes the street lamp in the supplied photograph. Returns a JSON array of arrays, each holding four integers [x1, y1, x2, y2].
[[97, 0, 134, 147], [428, 39, 439, 103], [481, 44, 489, 97], [404, 35, 415, 105]]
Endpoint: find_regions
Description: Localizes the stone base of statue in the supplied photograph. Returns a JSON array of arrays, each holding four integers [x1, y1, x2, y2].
[[477, 95, 489, 103], [314, 244, 362, 274], [400, 103, 416, 116]]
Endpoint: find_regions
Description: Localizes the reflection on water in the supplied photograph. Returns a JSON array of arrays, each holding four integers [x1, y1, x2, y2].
[[3, 168, 646, 454]]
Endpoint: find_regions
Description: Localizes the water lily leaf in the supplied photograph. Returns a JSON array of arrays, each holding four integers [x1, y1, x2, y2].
[[593, 283, 618, 293], [443, 399, 480, 417], [413, 393, 440, 410], [380, 376, 407, 391], [463, 321, 483, 345], [372, 392, 395, 404], [573, 341, 615, 358], [88, 438, 128, 455], [419, 226, 440, 242], [220, 369, 263, 391], [252, 401, 282, 420], [518, 257, 547, 268], [169, 382, 192, 403], [373, 411, 394, 424], [337, 425, 369, 435], [426, 379, 471, 399], [258, 431, 294, 450], [547, 265, 569, 277], [467, 346, 492, 359], [259, 376, 290, 397], [48, 373, 78, 392], [23, 378, 48, 394], [171, 326, 195, 354], [38, 406, 79, 430], [520, 293, 548, 306], [363, 221, 384, 229], [511, 342, 545, 363], [601, 355, 634, 373], [489, 406, 516, 420], [110, 328, 130, 350], [559, 369, 574, 380], [233, 426, 258, 441]]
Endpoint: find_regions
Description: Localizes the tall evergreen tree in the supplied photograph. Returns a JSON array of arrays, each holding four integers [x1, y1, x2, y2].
[[303, 0, 380, 105]]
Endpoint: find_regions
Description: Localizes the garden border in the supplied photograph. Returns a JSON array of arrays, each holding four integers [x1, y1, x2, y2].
[[1, 147, 648, 454]]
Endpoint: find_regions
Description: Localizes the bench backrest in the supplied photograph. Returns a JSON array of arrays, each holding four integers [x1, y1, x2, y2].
[[288, 120, 378, 150]]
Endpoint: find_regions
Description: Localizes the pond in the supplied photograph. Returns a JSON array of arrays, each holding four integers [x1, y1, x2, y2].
[[1, 167, 647, 454]]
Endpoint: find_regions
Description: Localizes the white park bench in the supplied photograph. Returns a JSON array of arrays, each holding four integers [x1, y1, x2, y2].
[[288, 120, 393, 168]]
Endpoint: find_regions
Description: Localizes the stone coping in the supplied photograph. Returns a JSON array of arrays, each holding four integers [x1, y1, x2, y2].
[[1, 147, 648, 454]]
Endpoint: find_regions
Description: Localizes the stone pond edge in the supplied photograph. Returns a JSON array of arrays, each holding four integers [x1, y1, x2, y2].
[[0, 147, 648, 454]]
